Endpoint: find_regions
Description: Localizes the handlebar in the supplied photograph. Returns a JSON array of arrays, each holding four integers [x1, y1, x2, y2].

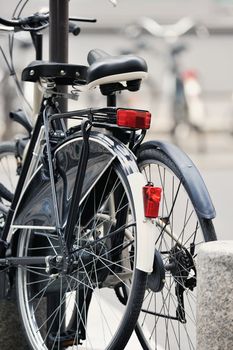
[[0, 12, 49, 32], [132, 16, 196, 39], [0, 13, 97, 34]]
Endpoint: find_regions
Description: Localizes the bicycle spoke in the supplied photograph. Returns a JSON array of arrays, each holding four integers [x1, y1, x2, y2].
[[137, 150, 216, 349]]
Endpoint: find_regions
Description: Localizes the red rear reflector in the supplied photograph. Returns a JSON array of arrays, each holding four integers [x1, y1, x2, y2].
[[143, 185, 162, 218], [117, 109, 151, 129], [182, 69, 198, 80]]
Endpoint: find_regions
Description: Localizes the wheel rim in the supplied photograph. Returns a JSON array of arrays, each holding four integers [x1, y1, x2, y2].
[[138, 159, 207, 350], [17, 164, 140, 350]]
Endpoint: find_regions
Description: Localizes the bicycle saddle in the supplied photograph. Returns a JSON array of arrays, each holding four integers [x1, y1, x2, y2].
[[86, 49, 148, 94], [21, 61, 88, 85]]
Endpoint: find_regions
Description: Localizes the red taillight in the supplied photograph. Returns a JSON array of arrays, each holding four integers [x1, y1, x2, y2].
[[182, 69, 198, 80], [143, 185, 162, 218], [117, 109, 151, 129]]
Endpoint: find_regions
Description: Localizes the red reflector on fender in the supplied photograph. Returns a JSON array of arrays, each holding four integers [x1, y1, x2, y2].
[[143, 185, 162, 218], [117, 109, 151, 129]]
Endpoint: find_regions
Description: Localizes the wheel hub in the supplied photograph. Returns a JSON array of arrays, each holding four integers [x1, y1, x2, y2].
[[147, 249, 165, 292], [71, 240, 111, 285], [169, 245, 195, 286]]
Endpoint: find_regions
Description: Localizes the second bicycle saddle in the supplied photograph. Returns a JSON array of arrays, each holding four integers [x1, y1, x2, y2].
[[86, 49, 148, 94]]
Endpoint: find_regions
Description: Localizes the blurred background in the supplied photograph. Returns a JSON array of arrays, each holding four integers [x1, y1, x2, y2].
[[0, 0, 233, 239]]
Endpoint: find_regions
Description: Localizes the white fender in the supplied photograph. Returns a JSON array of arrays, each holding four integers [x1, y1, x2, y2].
[[127, 172, 155, 273]]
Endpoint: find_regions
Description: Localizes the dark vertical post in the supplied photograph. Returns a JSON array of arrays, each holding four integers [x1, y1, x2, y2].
[[49, 0, 69, 112], [0, 3, 69, 350], [47, 1, 68, 342], [49, 0, 69, 63]]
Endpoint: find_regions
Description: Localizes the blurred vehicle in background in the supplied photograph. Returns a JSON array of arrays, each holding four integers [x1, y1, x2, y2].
[[120, 16, 208, 151], [0, 32, 32, 140]]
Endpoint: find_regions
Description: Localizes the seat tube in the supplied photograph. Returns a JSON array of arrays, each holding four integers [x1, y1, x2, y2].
[[107, 94, 116, 107]]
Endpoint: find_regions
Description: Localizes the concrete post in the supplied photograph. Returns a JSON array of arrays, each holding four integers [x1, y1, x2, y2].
[[197, 241, 233, 350]]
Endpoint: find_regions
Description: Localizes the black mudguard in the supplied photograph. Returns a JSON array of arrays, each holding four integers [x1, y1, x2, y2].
[[137, 140, 216, 220], [13, 133, 139, 227], [13, 137, 115, 226]]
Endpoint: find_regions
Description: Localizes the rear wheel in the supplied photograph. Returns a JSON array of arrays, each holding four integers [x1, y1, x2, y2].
[[16, 161, 147, 350], [136, 147, 216, 350]]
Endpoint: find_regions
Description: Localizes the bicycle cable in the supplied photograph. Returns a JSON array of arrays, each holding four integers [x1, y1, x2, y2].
[[14, 0, 30, 19]]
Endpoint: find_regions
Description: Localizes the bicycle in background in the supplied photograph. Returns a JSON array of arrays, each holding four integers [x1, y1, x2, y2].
[[122, 16, 207, 152]]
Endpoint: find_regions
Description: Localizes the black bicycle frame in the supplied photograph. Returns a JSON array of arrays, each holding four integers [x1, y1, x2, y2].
[[0, 106, 44, 258], [0, 99, 92, 262]]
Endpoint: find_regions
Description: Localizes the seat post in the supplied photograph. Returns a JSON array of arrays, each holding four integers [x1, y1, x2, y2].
[[107, 94, 116, 107]]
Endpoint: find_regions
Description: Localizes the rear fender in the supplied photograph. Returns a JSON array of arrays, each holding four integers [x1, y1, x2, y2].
[[12, 133, 156, 273], [137, 140, 216, 219]]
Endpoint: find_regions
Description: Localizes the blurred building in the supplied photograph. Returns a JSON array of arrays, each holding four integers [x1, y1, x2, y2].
[[0, 0, 233, 138]]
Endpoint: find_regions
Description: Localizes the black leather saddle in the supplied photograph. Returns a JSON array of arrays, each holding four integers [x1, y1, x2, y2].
[[21, 61, 88, 85], [22, 49, 148, 94], [86, 49, 147, 94]]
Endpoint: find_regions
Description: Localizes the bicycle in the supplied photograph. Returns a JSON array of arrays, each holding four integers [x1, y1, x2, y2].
[[0, 10, 158, 350], [121, 16, 207, 152], [0, 6, 217, 350], [0, 32, 33, 141]]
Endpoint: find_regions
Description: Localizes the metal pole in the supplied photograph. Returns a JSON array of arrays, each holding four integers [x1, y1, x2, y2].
[[0, 4, 69, 350], [49, 0, 69, 112], [47, 1, 69, 341]]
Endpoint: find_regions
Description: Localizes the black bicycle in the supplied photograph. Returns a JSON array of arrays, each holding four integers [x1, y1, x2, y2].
[[0, 6, 217, 350]]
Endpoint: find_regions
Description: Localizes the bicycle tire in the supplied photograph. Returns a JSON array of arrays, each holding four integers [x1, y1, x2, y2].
[[16, 141, 147, 350], [135, 147, 217, 350], [0, 141, 18, 203]]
